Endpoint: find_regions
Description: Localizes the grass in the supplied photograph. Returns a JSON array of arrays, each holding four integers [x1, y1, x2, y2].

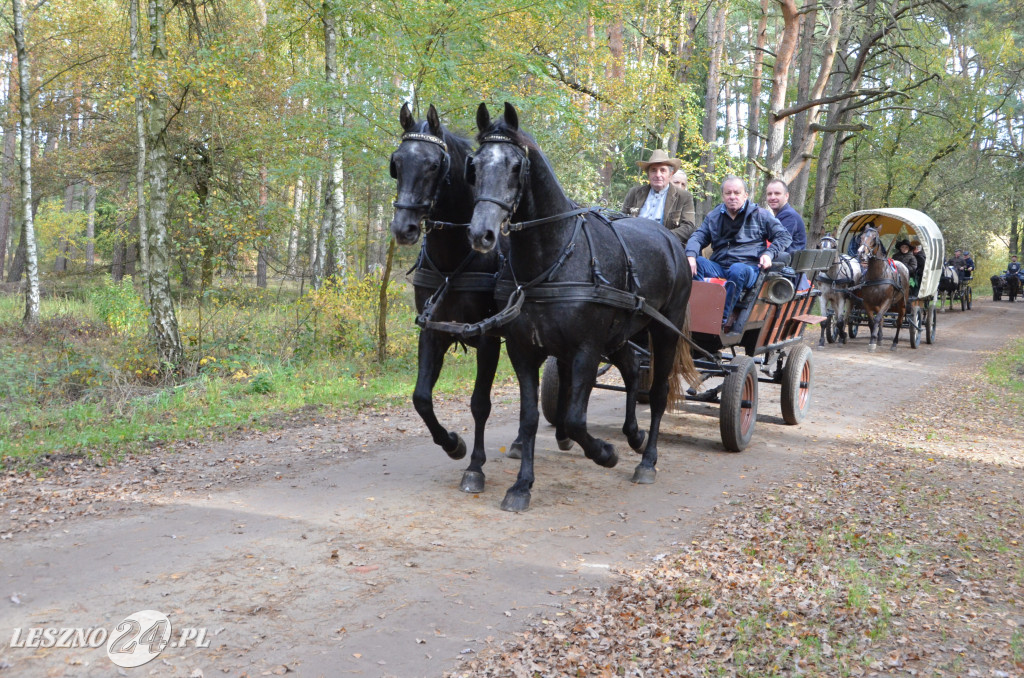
[[984, 337, 1024, 395], [0, 272, 515, 466]]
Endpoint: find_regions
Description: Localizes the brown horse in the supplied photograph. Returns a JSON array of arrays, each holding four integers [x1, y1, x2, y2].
[[854, 226, 910, 352]]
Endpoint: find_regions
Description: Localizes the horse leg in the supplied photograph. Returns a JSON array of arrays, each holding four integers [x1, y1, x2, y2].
[[631, 324, 676, 485], [867, 310, 878, 352], [563, 351, 618, 469], [608, 343, 646, 453], [501, 343, 544, 512], [459, 336, 500, 493], [552, 358, 574, 451], [412, 330, 466, 458]]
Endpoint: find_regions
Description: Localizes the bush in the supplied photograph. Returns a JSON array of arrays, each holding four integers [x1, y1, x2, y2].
[[93, 276, 147, 335]]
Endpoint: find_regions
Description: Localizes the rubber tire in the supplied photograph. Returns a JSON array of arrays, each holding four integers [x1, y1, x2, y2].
[[908, 307, 920, 349], [780, 345, 813, 425], [540, 356, 559, 426], [967, 287, 973, 310], [720, 356, 758, 452], [961, 290, 967, 312], [848, 318, 860, 339], [925, 306, 936, 345]]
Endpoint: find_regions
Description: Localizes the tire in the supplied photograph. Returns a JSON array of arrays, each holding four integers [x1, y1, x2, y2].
[[967, 287, 973, 310], [780, 345, 813, 425], [540, 356, 559, 426], [720, 356, 758, 452], [908, 307, 920, 349], [960, 290, 967, 312], [925, 306, 936, 345], [847, 318, 860, 339]]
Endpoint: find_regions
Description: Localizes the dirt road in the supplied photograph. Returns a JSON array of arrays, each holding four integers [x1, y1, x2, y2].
[[2, 299, 1022, 677]]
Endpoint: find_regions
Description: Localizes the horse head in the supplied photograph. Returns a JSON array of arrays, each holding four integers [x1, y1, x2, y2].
[[857, 226, 884, 264], [467, 102, 533, 253], [817, 235, 838, 250], [389, 103, 455, 245]]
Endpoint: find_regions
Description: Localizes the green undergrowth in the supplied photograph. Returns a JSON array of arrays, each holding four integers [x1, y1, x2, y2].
[[0, 272, 514, 466], [984, 337, 1024, 396]]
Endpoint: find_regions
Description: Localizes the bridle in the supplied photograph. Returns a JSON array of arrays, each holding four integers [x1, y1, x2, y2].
[[390, 132, 452, 231], [469, 133, 531, 234]]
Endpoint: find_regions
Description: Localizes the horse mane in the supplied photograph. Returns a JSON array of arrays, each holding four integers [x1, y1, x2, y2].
[[478, 116, 576, 207], [411, 119, 473, 164]]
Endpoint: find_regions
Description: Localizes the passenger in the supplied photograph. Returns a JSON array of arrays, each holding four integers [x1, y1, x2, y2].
[[963, 250, 975, 280], [622, 149, 697, 245], [1009, 254, 1021, 280], [911, 241, 925, 288], [949, 249, 968, 278], [670, 169, 689, 191], [764, 178, 806, 253], [685, 175, 792, 330], [892, 239, 918, 292]]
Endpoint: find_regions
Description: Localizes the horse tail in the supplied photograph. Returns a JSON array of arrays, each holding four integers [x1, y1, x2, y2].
[[668, 305, 701, 411]]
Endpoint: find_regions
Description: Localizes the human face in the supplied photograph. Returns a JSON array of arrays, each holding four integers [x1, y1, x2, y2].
[[648, 164, 672, 192], [670, 173, 687, 191], [765, 182, 788, 212], [722, 179, 748, 215]]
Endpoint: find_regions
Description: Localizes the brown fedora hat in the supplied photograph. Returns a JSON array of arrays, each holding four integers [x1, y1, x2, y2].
[[637, 149, 682, 172]]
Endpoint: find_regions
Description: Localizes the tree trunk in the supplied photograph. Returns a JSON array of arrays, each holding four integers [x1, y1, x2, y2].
[[7, 209, 25, 283], [85, 182, 96, 269], [376, 237, 395, 363], [144, 0, 184, 366], [0, 54, 18, 282], [287, 176, 303, 277], [12, 0, 39, 326], [257, 165, 268, 288], [762, 0, 800, 179], [131, 0, 149, 284], [699, 2, 729, 215], [312, 3, 341, 290], [787, 5, 817, 212], [746, 0, 768, 185]]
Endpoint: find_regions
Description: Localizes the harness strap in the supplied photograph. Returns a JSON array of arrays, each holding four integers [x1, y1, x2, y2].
[[412, 269, 499, 293], [506, 206, 599, 232]]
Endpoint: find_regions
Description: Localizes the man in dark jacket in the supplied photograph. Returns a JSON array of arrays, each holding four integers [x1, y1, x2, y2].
[[893, 239, 918, 293], [764, 179, 806, 253], [686, 176, 792, 328], [1008, 255, 1021, 279], [622, 149, 697, 245]]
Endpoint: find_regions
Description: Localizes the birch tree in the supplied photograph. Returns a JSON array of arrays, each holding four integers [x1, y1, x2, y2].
[[10, 0, 39, 326]]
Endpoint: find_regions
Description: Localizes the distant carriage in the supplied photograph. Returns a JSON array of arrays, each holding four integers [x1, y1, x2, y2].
[[837, 208, 944, 347]]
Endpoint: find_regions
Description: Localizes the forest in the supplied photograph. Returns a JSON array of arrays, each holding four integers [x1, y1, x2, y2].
[[0, 0, 1022, 456]]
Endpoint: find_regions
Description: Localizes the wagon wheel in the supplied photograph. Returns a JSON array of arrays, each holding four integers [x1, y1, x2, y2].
[[966, 286, 973, 310], [720, 356, 758, 452], [960, 287, 968, 311], [925, 306, 936, 345], [780, 345, 813, 425], [847, 317, 860, 339], [908, 307, 920, 349], [540, 356, 559, 426], [824, 311, 838, 344]]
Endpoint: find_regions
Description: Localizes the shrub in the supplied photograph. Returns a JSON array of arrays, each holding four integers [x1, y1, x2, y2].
[[93, 276, 147, 335]]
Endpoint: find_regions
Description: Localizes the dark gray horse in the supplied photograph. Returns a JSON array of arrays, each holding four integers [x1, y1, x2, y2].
[[465, 102, 698, 512]]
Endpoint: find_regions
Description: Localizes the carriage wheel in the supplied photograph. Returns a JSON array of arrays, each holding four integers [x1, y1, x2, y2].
[[908, 308, 921, 349], [925, 306, 936, 345], [780, 346, 813, 425], [540, 356, 559, 426], [847, 317, 860, 339], [720, 356, 758, 452], [960, 289, 967, 311], [967, 286, 973, 310]]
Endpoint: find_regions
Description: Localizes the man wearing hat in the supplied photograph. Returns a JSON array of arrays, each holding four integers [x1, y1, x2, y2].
[[622, 149, 696, 244]]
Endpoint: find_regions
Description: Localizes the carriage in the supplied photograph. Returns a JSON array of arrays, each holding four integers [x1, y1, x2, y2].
[[540, 248, 836, 452], [837, 208, 944, 346], [992, 269, 1024, 302]]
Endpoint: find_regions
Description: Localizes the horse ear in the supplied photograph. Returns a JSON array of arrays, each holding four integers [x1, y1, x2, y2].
[[388, 153, 397, 179], [465, 155, 476, 186], [476, 103, 490, 132], [504, 102, 519, 131], [400, 102, 415, 132], [426, 104, 442, 138]]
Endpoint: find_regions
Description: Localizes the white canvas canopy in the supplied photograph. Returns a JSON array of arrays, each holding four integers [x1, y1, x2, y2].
[[835, 208, 945, 300]]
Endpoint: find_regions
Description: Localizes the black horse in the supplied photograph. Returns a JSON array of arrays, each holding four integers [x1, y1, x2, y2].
[[466, 102, 698, 512], [389, 103, 506, 494]]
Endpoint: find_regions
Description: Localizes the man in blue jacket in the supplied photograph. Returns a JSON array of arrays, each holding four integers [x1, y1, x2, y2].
[[764, 178, 806, 253], [686, 176, 792, 329]]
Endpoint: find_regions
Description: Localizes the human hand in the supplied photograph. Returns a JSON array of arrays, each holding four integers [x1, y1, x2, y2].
[[688, 256, 697, 277], [759, 254, 772, 270]]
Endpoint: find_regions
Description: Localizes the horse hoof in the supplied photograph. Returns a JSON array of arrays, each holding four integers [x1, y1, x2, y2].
[[500, 490, 531, 512], [631, 465, 656, 484], [507, 441, 522, 460], [556, 437, 574, 451], [628, 430, 647, 454], [587, 443, 618, 468], [890, 344, 898, 352], [867, 344, 877, 353], [445, 434, 467, 460], [460, 470, 485, 494]]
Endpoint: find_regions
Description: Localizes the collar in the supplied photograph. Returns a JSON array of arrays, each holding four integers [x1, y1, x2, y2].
[[648, 184, 669, 197]]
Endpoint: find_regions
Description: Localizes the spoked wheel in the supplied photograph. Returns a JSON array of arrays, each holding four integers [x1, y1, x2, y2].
[[720, 356, 758, 452], [908, 307, 921, 349], [540, 356, 559, 426], [780, 346, 813, 425], [967, 286, 973, 310], [925, 306, 936, 344], [960, 288, 967, 311], [847, 317, 860, 339]]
